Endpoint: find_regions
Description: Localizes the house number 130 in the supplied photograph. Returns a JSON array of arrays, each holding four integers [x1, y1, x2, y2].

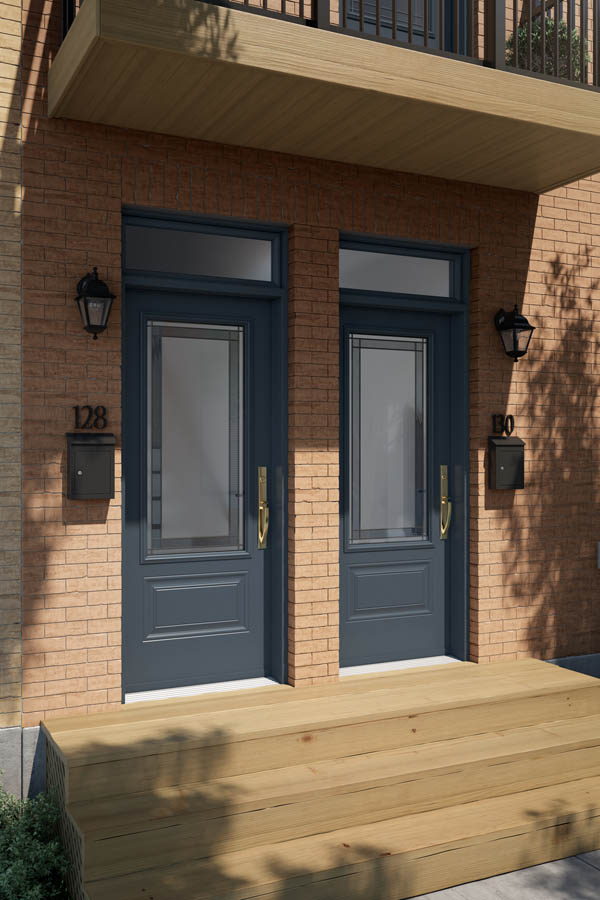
[[492, 414, 514, 436], [73, 405, 108, 430]]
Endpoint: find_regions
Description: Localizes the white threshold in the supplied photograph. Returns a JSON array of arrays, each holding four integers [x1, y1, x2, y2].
[[124, 676, 277, 704], [339, 655, 458, 677]]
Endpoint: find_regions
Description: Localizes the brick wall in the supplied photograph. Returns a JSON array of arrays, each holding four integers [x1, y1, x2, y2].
[[13, 0, 600, 725], [0, 0, 22, 730], [470, 187, 600, 663]]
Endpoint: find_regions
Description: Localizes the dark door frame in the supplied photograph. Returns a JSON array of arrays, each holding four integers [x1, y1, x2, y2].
[[121, 208, 288, 694], [339, 234, 470, 662]]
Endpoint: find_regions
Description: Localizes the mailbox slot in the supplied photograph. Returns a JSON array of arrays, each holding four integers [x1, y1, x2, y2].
[[67, 433, 115, 500], [488, 436, 525, 490]]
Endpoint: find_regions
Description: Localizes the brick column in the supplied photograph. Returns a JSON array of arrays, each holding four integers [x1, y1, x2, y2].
[[287, 225, 340, 686]]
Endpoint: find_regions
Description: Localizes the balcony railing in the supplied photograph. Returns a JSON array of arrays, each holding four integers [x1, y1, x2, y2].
[[61, 0, 600, 88]]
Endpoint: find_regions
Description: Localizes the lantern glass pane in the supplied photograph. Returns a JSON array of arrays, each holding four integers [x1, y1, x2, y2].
[[515, 328, 532, 352], [77, 297, 89, 328], [500, 329, 515, 355], [86, 299, 108, 327]]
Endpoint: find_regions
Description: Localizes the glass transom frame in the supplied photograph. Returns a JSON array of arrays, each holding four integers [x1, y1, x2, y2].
[[147, 320, 244, 557], [349, 333, 428, 545]]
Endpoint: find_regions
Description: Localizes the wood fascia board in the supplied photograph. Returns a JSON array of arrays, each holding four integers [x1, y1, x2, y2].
[[48, 0, 102, 117]]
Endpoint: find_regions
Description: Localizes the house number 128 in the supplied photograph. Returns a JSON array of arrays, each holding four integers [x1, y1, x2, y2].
[[73, 405, 108, 430]]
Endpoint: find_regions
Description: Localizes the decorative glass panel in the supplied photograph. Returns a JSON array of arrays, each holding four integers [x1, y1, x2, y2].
[[126, 226, 272, 281], [147, 322, 244, 556], [339, 249, 451, 297], [349, 334, 427, 543]]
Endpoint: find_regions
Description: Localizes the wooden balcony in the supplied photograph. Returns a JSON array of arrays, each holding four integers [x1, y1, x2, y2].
[[48, 0, 600, 192]]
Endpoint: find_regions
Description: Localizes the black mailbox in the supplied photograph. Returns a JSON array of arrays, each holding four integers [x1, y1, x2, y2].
[[67, 433, 115, 500], [488, 436, 525, 490]]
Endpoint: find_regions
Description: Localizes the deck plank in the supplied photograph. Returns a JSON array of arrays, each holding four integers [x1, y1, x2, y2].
[[45, 660, 597, 757], [43, 662, 600, 803], [78, 714, 600, 880], [83, 776, 600, 900], [43, 659, 565, 736]]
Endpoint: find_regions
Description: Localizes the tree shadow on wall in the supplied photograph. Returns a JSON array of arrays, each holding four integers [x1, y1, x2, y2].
[[486, 246, 600, 662], [62, 0, 239, 62], [523, 248, 600, 660], [152, 0, 239, 61]]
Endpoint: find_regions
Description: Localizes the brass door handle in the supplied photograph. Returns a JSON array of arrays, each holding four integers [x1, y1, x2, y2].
[[440, 464, 452, 540], [258, 466, 269, 549]]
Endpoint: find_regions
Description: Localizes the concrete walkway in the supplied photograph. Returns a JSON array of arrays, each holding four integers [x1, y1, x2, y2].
[[415, 852, 600, 899]]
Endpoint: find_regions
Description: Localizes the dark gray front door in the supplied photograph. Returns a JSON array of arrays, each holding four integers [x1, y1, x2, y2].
[[340, 305, 453, 666], [123, 290, 274, 694]]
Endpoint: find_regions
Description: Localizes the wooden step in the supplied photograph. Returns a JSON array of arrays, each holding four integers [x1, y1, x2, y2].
[[77, 714, 600, 881], [43, 660, 600, 803], [83, 775, 600, 900]]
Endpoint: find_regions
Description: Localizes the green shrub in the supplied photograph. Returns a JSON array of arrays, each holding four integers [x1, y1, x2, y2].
[[0, 785, 69, 900], [506, 16, 587, 80]]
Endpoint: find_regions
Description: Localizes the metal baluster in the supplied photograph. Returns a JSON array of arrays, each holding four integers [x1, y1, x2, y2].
[[424, 0, 429, 46], [568, 0, 573, 78], [527, 0, 532, 69], [468, 0, 473, 56], [541, 0, 546, 73], [485, 0, 507, 67], [594, 0, 598, 82], [314, 0, 331, 27], [513, 0, 518, 66], [343, 0, 347, 28], [439, 0, 444, 49], [392, 0, 397, 39], [408, 0, 413, 42], [554, 0, 559, 73], [299, 0, 304, 20], [580, 0, 586, 81], [376, 0, 380, 35], [62, 0, 76, 39], [359, 0, 364, 31], [454, 0, 459, 51]]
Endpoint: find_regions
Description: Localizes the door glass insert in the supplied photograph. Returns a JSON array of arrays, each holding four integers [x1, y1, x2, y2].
[[349, 333, 427, 544], [147, 321, 244, 556]]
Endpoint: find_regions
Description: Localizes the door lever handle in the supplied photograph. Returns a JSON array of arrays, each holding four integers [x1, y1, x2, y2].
[[440, 464, 452, 541], [258, 466, 269, 549]]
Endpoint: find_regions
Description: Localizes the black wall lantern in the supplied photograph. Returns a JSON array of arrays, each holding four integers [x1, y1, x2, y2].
[[76, 268, 115, 340], [494, 305, 535, 362]]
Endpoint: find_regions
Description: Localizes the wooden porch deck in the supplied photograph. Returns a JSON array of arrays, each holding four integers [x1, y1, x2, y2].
[[42, 659, 600, 900]]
